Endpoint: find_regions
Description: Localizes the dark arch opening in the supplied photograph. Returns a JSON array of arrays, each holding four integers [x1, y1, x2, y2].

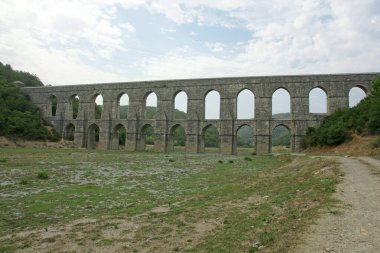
[[141, 124, 155, 151], [94, 94, 103, 119], [64, 123, 75, 141], [205, 90, 220, 119], [309, 87, 327, 113], [174, 91, 188, 119], [70, 95, 80, 119], [50, 95, 57, 117], [271, 125, 291, 153], [169, 124, 186, 152], [145, 92, 157, 119], [236, 125, 255, 155], [201, 125, 220, 153], [87, 124, 100, 149], [272, 88, 291, 119], [118, 93, 129, 119], [349, 86, 367, 108], [113, 124, 126, 149], [237, 89, 255, 119]]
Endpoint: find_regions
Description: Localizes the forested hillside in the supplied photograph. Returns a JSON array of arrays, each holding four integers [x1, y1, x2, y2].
[[302, 76, 380, 147], [0, 63, 58, 140], [0, 62, 44, 87]]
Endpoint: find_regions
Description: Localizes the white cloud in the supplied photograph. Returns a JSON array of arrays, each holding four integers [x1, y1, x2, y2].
[[205, 42, 226, 53], [0, 0, 379, 87]]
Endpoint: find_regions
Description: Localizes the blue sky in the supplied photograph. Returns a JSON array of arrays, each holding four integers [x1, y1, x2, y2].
[[1, 0, 379, 114]]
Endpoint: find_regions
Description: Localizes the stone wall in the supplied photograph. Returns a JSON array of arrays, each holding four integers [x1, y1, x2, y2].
[[21, 73, 378, 154]]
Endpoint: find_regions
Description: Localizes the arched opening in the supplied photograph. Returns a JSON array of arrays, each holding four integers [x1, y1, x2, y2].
[[118, 93, 129, 119], [272, 88, 291, 119], [94, 94, 103, 119], [141, 124, 155, 151], [50, 95, 57, 117], [87, 124, 100, 149], [113, 124, 126, 149], [70, 95, 80, 119], [349, 86, 367, 108], [64, 123, 75, 141], [237, 89, 255, 119], [309, 87, 327, 113], [201, 125, 220, 153], [205, 90, 220, 119], [145, 92, 157, 119], [236, 125, 255, 155], [174, 91, 187, 119], [271, 125, 291, 153], [169, 125, 186, 152]]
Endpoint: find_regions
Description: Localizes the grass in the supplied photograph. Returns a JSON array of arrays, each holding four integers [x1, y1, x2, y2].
[[0, 147, 341, 252]]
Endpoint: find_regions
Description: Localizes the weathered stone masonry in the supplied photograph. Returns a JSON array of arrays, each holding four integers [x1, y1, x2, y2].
[[21, 73, 378, 154]]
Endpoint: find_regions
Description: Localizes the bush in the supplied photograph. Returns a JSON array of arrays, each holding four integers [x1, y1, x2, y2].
[[0, 81, 59, 141], [244, 156, 252, 161], [37, 172, 49, 180], [372, 137, 380, 148]]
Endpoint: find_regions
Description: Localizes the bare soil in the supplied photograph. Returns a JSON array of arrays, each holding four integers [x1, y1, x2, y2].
[[293, 156, 380, 253]]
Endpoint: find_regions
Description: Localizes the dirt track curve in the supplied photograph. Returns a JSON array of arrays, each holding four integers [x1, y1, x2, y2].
[[294, 156, 380, 253]]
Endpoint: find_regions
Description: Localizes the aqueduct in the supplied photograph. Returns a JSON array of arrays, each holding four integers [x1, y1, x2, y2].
[[21, 73, 378, 154]]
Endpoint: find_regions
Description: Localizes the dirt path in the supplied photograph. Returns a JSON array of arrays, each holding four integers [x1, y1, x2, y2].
[[294, 157, 380, 253]]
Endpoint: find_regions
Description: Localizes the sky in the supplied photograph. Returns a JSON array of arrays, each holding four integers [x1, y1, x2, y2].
[[1, 0, 379, 115]]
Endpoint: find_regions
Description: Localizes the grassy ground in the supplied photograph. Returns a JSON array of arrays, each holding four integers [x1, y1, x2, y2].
[[0, 147, 340, 253]]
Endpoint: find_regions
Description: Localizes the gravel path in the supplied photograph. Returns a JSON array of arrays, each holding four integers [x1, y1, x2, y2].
[[294, 156, 380, 253]]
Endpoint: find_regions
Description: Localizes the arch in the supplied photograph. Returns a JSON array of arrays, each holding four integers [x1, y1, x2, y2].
[[112, 124, 126, 149], [139, 124, 155, 151], [272, 88, 291, 119], [50, 95, 57, 117], [69, 95, 80, 119], [87, 124, 100, 149], [349, 86, 367, 108], [309, 87, 327, 113], [144, 92, 157, 119], [174, 91, 188, 119], [200, 124, 220, 153], [94, 94, 103, 119], [64, 123, 75, 141], [237, 89, 255, 119], [205, 90, 220, 119], [236, 124, 255, 155], [168, 124, 186, 152], [271, 124, 291, 153], [118, 93, 129, 119]]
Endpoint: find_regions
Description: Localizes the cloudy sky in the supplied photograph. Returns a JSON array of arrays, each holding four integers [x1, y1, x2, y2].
[[0, 0, 378, 114]]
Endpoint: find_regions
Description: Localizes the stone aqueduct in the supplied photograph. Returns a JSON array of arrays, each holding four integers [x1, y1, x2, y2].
[[21, 73, 378, 155]]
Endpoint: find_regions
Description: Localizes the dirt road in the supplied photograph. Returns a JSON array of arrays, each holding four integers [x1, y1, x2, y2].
[[294, 157, 380, 253]]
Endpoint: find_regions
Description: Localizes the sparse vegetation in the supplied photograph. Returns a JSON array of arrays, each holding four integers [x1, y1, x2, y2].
[[0, 148, 340, 252]]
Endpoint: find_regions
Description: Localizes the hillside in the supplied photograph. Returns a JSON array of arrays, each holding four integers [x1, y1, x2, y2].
[[0, 62, 44, 87], [302, 76, 380, 149], [0, 63, 58, 141]]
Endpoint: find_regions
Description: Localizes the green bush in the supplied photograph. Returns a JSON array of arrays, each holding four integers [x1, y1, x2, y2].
[[37, 172, 49, 180], [372, 137, 380, 148], [0, 82, 59, 140]]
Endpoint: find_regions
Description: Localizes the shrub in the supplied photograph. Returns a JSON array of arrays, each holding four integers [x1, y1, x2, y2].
[[244, 156, 252, 161], [37, 172, 49, 180], [20, 179, 28, 185], [372, 137, 380, 148]]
